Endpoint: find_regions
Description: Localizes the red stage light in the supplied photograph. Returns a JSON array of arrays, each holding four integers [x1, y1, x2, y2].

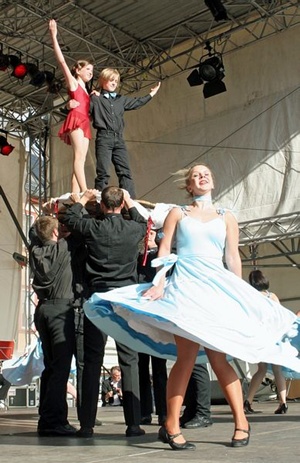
[[11, 62, 28, 79], [0, 135, 15, 156], [1, 144, 15, 156]]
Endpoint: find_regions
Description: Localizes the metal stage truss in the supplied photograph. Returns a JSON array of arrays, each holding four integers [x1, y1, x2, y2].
[[239, 211, 300, 304]]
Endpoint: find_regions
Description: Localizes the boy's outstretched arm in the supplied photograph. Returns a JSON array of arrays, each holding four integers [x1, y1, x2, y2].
[[150, 82, 161, 97]]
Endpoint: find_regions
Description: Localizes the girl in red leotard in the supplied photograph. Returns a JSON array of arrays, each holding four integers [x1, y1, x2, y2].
[[49, 19, 93, 193]]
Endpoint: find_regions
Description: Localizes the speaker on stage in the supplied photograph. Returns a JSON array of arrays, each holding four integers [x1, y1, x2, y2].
[[8, 385, 37, 407]]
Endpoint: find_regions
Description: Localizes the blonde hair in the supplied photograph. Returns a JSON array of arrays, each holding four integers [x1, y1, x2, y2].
[[173, 164, 214, 198], [34, 216, 59, 243], [98, 68, 120, 89], [71, 59, 93, 78]]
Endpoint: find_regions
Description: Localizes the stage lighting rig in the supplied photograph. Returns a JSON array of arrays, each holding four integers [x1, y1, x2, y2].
[[187, 41, 226, 99]]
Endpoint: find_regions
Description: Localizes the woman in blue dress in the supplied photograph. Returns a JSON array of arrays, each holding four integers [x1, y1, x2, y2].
[[84, 164, 300, 450]]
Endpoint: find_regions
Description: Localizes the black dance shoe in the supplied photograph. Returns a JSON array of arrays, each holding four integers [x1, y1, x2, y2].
[[231, 425, 251, 448], [243, 400, 255, 414], [158, 426, 196, 451], [274, 403, 288, 414]]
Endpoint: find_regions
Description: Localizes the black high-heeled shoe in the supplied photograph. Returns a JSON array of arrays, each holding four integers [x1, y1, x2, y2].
[[231, 425, 251, 448], [158, 426, 196, 451], [274, 403, 288, 414]]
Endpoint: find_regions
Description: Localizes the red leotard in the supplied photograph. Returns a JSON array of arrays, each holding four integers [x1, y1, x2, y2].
[[58, 85, 91, 145]]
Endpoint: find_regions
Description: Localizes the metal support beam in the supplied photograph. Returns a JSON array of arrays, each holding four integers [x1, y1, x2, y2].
[[0, 185, 29, 250]]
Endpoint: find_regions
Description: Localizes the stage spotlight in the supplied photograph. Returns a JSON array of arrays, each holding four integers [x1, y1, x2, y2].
[[0, 53, 9, 71], [7, 54, 28, 79], [0, 135, 15, 156], [30, 71, 46, 86], [44, 70, 63, 93], [47, 77, 63, 94], [26, 62, 39, 75], [187, 43, 226, 99], [27, 62, 46, 87], [12, 62, 28, 79], [7, 54, 20, 67], [44, 70, 55, 84], [205, 0, 228, 22], [199, 55, 225, 82]]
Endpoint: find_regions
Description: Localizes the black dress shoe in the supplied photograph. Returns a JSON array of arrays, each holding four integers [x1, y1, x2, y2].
[[38, 423, 77, 436], [182, 415, 213, 429], [231, 425, 251, 448], [179, 414, 192, 427], [158, 426, 196, 451], [158, 415, 166, 426], [76, 427, 94, 438], [140, 415, 152, 425], [125, 425, 146, 437], [274, 403, 288, 414]]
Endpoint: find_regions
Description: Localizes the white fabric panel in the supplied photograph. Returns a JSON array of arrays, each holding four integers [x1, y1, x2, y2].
[[123, 26, 300, 222], [0, 137, 25, 343]]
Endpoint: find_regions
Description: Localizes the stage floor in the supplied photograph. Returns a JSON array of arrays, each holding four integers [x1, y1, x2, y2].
[[0, 399, 300, 463]]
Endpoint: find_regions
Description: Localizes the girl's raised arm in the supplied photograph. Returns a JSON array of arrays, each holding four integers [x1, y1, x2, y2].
[[49, 19, 77, 91]]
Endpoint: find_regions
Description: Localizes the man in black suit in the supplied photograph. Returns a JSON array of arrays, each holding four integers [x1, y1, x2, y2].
[[180, 363, 213, 429], [61, 186, 147, 438]]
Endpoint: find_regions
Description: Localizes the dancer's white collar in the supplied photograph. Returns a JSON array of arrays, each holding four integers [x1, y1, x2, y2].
[[193, 193, 212, 203]]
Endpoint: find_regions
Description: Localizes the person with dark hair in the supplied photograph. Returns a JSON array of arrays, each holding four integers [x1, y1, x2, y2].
[[248, 270, 273, 292], [244, 269, 288, 415], [61, 186, 147, 438], [83, 164, 300, 452], [29, 215, 77, 436]]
